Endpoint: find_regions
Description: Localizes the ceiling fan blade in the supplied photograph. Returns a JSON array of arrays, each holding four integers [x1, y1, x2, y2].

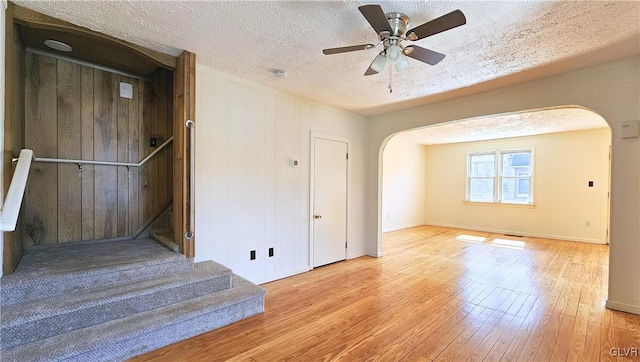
[[358, 4, 393, 35], [323, 44, 374, 55], [406, 9, 466, 41], [405, 46, 446, 66]]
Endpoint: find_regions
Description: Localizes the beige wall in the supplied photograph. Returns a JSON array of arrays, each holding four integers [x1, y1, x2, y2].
[[382, 134, 427, 232], [195, 63, 368, 284], [423, 128, 611, 243], [367, 57, 640, 314]]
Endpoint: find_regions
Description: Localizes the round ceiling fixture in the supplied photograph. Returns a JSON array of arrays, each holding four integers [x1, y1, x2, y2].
[[44, 39, 72, 52], [274, 70, 287, 78]]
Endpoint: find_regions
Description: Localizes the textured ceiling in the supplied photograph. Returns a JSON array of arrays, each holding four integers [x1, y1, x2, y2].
[[15, 1, 640, 117], [398, 107, 609, 145]]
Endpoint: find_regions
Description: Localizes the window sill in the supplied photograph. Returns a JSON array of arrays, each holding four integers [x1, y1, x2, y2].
[[463, 201, 536, 209]]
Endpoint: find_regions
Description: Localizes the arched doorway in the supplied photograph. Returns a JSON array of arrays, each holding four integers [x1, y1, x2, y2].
[[380, 106, 611, 248]]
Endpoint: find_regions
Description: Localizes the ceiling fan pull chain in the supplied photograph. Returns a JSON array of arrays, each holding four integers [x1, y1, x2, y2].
[[388, 65, 393, 93]]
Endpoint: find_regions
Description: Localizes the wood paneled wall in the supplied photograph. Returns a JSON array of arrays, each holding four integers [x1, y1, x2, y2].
[[23, 52, 172, 246], [195, 64, 369, 284], [3, 4, 26, 273]]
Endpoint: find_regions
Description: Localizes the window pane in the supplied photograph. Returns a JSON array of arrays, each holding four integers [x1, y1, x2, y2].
[[502, 152, 530, 177], [469, 178, 494, 201], [469, 154, 495, 177], [501, 178, 530, 203]]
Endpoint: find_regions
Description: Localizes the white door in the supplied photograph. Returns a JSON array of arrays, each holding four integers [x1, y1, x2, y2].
[[312, 137, 348, 267]]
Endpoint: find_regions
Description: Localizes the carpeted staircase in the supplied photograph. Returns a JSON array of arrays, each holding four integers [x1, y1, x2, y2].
[[0, 238, 266, 361]]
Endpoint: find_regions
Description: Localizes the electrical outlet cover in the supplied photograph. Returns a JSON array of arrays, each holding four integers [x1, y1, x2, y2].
[[119, 82, 133, 99]]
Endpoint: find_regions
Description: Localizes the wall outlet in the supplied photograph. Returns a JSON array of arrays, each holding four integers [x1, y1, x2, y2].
[[250, 250, 256, 260], [119, 82, 133, 99]]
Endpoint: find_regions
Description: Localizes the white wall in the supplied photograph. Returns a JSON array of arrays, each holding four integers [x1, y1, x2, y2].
[[195, 64, 368, 284], [422, 128, 611, 243], [366, 57, 640, 314], [381, 134, 426, 232]]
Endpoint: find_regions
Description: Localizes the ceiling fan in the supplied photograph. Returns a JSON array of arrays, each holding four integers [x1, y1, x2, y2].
[[323, 4, 466, 86]]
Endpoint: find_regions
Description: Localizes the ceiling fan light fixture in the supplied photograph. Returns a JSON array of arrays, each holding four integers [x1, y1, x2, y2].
[[386, 44, 402, 65], [395, 55, 410, 72], [370, 53, 387, 73]]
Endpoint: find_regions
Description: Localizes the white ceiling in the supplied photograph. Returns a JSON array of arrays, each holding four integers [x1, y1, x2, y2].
[[397, 107, 609, 146], [16, 0, 640, 118]]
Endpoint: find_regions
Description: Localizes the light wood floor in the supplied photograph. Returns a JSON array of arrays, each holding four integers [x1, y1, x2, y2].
[[132, 226, 640, 361]]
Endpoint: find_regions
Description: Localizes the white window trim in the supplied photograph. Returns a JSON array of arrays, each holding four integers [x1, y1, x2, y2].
[[466, 148, 535, 205]]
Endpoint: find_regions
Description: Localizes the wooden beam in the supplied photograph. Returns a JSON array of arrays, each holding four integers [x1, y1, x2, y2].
[[3, 2, 25, 273], [173, 51, 195, 258], [12, 4, 176, 71]]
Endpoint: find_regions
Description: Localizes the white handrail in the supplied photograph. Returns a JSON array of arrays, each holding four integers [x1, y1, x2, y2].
[[13, 137, 173, 168], [1, 149, 33, 231]]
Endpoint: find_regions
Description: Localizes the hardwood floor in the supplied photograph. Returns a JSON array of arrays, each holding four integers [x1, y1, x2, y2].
[[131, 226, 640, 361]]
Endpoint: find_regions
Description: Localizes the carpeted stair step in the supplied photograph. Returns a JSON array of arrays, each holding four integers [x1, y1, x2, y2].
[[149, 227, 179, 252], [0, 275, 266, 362], [1, 239, 193, 305], [0, 261, 233, 349]]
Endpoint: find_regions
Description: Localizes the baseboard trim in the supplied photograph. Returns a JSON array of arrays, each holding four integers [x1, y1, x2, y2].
[[423, 222, 605, 244], [382, 222, 425, 233], [257, 266, 311, 285], [606, 299, 640, 315]]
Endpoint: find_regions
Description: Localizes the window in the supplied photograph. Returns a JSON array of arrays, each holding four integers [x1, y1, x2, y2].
[[467, 149, 533, 204]]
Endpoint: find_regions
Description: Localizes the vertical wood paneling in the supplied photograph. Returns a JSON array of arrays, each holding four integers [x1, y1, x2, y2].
[[263, 93, 276, 277], [281, 99, 295, 267], [80, 66, 95, 241], [128, 77, 140, 234], [24, 53, 58, 246], [245, 87, 259, 280], [165, 70, 174, 214], [173, 51, 196, 257], [195, 65, 368, 284], [56, 60, 82, 243], [149, 72, 159, 218], [157, 70, 168, 209], [3, 7, 26, 273], [93, 71, 118, 239], [24, 53, 174, 245], [227, 82, 247, 277], [138, 79, 151, 229], [209, 76, 228, 264], [116, 76, 130, 236]]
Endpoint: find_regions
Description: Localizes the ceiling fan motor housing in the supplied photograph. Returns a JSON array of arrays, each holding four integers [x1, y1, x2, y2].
[[385, 12, 410, 37]]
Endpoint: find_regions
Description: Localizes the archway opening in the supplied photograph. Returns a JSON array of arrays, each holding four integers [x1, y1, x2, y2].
[[380, 106, 611, 252]]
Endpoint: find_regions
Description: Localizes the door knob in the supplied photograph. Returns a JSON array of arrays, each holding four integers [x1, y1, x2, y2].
[[314, 214, 322, 219]]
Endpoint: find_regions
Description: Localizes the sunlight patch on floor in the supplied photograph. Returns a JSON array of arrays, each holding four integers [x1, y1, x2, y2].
[[456, 234, 486, 243], [492, 238, 526, 250]]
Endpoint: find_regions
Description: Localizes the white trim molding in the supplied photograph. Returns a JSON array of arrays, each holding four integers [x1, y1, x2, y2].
[[606, 300, 640, 315]]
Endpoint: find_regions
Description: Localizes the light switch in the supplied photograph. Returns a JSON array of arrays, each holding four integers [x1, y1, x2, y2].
[[119, 82, 133, 99], [621, 120, 639, 139]]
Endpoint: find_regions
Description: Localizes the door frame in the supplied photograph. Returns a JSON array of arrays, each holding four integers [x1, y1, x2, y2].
[[173, 51, 196, 257], [309, 131, 351, 268]]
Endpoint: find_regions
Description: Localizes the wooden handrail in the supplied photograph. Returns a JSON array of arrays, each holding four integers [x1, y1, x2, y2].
[[1, 149, 33, 231]]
